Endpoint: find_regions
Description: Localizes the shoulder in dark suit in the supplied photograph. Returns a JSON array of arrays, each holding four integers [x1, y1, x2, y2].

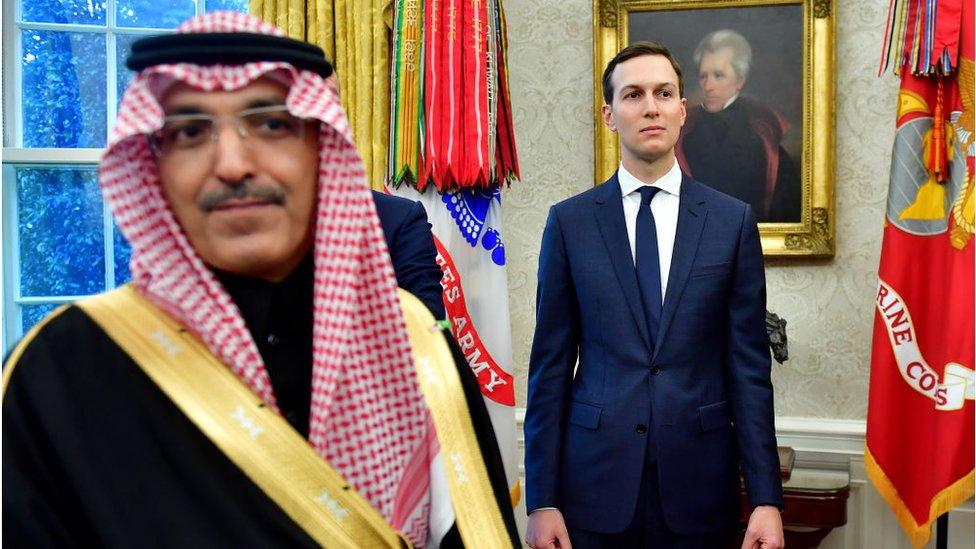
[[372, 191, 445, 319]]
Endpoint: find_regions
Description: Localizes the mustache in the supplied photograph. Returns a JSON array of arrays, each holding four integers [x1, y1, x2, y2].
[[198, 183, 286, 212]]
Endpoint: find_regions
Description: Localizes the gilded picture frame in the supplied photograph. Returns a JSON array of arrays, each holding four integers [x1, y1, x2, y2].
[[594, 0, 835, 257]]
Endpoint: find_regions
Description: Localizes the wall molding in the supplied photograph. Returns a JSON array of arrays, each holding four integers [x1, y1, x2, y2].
[[774, 416, 866, 471]]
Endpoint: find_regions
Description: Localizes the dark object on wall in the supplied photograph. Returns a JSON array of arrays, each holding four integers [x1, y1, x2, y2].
[[766, 311, 788, 364]]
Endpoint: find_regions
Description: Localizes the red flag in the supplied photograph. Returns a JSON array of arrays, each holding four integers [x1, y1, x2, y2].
[[866, 2, 975, 547]]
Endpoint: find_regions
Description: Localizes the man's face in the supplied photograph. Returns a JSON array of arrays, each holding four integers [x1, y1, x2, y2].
[[602, 54, 686, 166], [697, 47, 744, 112], [156, 78, 319, 282]]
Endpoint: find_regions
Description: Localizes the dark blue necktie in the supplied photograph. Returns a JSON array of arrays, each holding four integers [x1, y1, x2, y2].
[[635, 186, 663, 348]]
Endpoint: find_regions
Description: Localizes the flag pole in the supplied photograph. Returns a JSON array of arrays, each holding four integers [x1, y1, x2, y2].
[[936, 513, 948, 549]]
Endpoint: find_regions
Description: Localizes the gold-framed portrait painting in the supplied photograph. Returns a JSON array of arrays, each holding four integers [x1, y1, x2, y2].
[[594, 0, 835, 257]]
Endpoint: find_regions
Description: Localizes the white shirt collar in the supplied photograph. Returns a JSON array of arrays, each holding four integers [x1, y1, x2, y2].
[[618, 158, 682, 198], [699, 94, 739, 112]]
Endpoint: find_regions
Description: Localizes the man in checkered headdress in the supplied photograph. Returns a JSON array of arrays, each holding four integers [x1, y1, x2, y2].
[[2, 12, 517, 548]]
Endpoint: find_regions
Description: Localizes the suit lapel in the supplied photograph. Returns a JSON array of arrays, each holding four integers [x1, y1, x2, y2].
[[594, 174, 652, 353], [654, 175, 707, 361]]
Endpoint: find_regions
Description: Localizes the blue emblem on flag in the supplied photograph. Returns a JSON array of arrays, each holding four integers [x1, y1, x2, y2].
[[442, 188, 506, 266]]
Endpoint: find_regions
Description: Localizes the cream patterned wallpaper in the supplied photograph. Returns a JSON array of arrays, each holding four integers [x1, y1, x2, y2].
[[500, 0, 900, 419]]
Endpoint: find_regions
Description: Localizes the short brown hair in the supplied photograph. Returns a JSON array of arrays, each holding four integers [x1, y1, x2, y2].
[[601, 41, 684, 105]]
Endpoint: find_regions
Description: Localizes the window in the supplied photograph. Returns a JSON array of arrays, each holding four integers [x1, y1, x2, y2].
[[2, 0, 248, 351]]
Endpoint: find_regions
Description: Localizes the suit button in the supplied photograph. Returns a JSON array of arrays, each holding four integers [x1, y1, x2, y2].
[[651, 364, 662, 375], [635, 424, 648, 434]]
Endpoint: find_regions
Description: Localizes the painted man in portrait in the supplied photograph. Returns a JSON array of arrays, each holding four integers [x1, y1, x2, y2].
[[676, 29, 801, 223]]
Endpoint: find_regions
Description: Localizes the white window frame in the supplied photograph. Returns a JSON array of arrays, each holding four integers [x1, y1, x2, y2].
[[1, 0, 227, 351]]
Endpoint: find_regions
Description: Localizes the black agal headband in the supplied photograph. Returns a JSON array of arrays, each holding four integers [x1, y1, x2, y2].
[[126, 32, 334, 78]]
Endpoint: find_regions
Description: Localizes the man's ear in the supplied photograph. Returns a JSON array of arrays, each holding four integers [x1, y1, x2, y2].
[[679, 97, 687, 127], [601, 103, 616, 132]]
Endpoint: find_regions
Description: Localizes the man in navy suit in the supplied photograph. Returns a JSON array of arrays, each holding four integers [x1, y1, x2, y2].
[[524, 41, 784, 548], [372, 190, 445, 319]]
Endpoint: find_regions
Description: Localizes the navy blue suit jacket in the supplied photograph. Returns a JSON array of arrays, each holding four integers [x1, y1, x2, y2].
[[523, 173, 783, 535], [372, 191, 445, 319]]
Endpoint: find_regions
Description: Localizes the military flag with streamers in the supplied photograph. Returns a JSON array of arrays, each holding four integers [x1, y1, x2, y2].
[[867, 1, 974, 546], [389, 0, 519, 191], [387, 0, 522, 523]]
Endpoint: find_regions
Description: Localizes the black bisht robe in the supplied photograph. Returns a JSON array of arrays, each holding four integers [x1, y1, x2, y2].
[[3, 266, 518, 548]]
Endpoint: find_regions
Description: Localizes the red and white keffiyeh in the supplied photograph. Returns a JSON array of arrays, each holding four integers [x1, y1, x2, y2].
[[99, 11, 434, 544]]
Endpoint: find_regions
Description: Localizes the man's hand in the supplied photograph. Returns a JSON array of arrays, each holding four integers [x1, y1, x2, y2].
[[741, 505, 784, 549], [526, 508, 572, 549]]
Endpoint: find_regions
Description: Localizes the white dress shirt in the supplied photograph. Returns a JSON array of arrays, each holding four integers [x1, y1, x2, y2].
[[618, 159, 682, 302]]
